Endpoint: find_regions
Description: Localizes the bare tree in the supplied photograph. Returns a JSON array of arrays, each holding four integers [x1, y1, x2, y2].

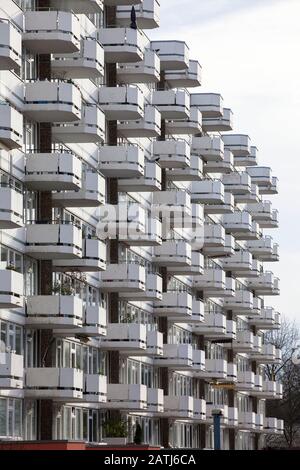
[[264, 317, 300, 448]]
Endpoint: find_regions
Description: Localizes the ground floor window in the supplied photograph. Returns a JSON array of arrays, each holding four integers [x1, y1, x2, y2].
[[169, 423, 201, 449], [127, 416, 160, 446], [53, 405, 107, 443], [0, 398, 22, 440]]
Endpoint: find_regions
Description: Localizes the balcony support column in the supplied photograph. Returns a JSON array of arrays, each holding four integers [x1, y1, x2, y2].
[[196, 335, 207, 449], [35, 19, 54, 439]]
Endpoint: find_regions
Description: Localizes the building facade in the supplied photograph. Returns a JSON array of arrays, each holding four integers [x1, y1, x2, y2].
[[0, 0, 283, 450]]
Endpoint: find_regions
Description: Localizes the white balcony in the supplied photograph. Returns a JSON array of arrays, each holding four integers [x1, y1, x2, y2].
[[26, 368, 83, 400], [246, 166, 272, 187], [236, 371, 255, 391], [191, 136, 224, 162], [202, 108, 233, 132], [26, 222, 82, 260], [23, 11, 80, 53], [203, 234, 234, 258], [98, 144, 144, 178], [251, 344, 276, 363], [24, 80, 81, 122], [204, 359, 227, 380], [193, 399, 206, 422], [97, 202, 146, 243], [191, 180, 224, 205], [153, 240, 191, 267], [207, 276, 235, 299], [99, 86, 144, 120], [155, 344, 193, 370], [234, 145, 257, 167], [167, 155, 203, 182], [225, 320, 237, 341], [0, 353, 23, 389], [152, 190, 191, 220], [121, 273, 162, 300], [51, 0, 103, 13], [222, 212, 253, 238], [0, 102, 23, 149], [148, 388, 164, 413], [257, 380, 277, 399], [164, 396, 194, 419], [117, 0, 160, 29], [247, 272, 280, 296], [228, 407, 238, 428], [192, 313, 226, 338], [277, 419, 284, 435], [222, 250, 252, 273], [178, 299, 204, 324], [99, 28, 144, 63], [227, 363, 237, 382], [53, 238, 106, 272], [253, 374, 263, 395], [275, 382, 283, 400], [52, 38, 104, 79], [232, 330, 254, 352], [0, 269, 23, 309], [206, 404, 228, 425], [260, 176, 279, 195], [74, 305, 107, 338], [146, 331, 163, 357], [203, 223, 225, 248], [84, 374, 107, 404], [121, 218, 162, 247], [99, 264, 145, 293], [102, 323, 147, 355], [26, 295, 83, 329], [264, 417, 278, 434], [118, 105, 161, 138], [249, 307, 281, 330], [205, 192, 234, 216], [117, 49, 160, 84], [170, 251, 204, 277], [246, 236, 279, 261], [52, 104, 105, 143], [0, 187, 23, 229], [152, 90, 190, 119], [252, 297, 263, 317], [153, 140, 190, 168], [224, 290, 253, 313], [238, 412, 256, 431], [222, 172, 251, 195], [154, 292, 192, 319], [25, 151, 82, 191], [193, 268, 226, 296], [165, 60, 202, 88], [107, 383, 147, 411], [103, 0, 142, 5], [151, 40, 189, 70], [190, 93, 223, 117], [222, 134, 251, 156], [165, 108, 202, 136], [0, 19, 22, 71], [246, 201, 273, 225], [53, 171, 105, 208], [192, 349, 206, 374], [235, 184, 260, 204], [204, 149, 234, 174]]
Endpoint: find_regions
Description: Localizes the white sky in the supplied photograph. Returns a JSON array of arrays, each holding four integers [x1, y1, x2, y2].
[[150, 0, 300, 322]]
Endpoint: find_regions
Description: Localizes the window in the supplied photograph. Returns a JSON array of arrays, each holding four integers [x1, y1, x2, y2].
[[0, 320, 23, 355], [0, 245, 23, 273], [0, 398, 23, 439]]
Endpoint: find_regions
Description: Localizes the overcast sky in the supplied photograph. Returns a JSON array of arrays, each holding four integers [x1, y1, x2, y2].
[[150, 0, 300, 322]]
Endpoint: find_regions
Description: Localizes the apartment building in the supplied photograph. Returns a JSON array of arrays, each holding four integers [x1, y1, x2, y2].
[[0, 0, 283, 450]]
